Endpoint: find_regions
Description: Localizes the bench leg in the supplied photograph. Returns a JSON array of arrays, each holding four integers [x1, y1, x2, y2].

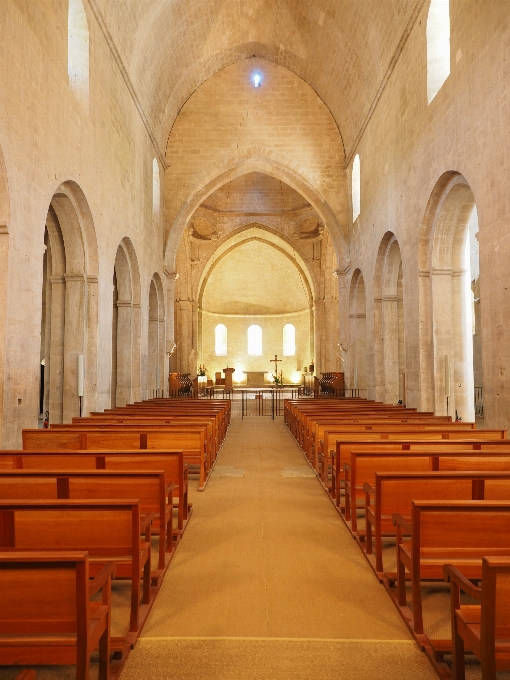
[[452, 617, 466, 680], [397, 552, 407, 607], [98, 613, 111, 680], [412, 578, 424, 635]]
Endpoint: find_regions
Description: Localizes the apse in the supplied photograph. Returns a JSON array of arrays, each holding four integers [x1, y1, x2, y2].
[[199, 233, 312, 385]]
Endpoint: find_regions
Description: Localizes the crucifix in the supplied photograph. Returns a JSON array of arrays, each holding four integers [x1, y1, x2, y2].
[[270, 354, 282, 373]]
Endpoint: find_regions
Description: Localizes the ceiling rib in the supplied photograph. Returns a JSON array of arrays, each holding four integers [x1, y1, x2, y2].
[[87, 0, 167, 169]]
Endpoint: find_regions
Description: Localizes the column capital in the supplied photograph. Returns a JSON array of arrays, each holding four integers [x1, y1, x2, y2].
[[164, 269, 179, 281]]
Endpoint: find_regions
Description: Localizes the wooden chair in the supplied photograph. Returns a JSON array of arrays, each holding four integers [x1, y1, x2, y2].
[[444, 557, 510, 680], [0, 551, 114, 680]]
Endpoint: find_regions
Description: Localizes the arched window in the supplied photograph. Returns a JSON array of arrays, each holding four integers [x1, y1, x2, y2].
[[247, 325, 262, 356], [68, 0, 89, 110], [215, 324, 227, 356], [283, 324, 296, 356], [427, 0, 450, 103], [352, 154, 360, 222], [152, 158, 160, 220]]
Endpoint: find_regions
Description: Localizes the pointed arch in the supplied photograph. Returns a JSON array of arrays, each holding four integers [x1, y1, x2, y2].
[[164, 156, 347, 274]]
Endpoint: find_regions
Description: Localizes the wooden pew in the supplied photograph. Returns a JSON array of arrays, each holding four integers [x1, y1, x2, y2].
[[0, 551, 113, 680], [393, 500, 510, 635], [0, 470, 174, 572], [0, 499, 152, 641], [22, 426, 211, 490], [444, 557, 510, 680], [311, 418, 467, 465], [331, 437, 510, 506], [0, 449, 189, 533], [345, 450, 510, 532], [314, 423, 482, 477], [362, 470, 510, 573]]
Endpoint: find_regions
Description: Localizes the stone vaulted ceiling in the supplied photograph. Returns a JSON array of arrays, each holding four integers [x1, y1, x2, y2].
[[93, 0, 418, 156]]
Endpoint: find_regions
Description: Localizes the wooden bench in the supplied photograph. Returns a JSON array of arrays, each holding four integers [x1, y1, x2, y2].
[[0, 551, 114, 680], [362, 470, 510, 573], [0, 449, 189, 533], [0, 470, 174, 573], [332, 437, 510, 506], [314, 423, 482, 476], [394, 500, 510, 635], [23, 426, 211, 489], [0, 499, 152, 641], [311, 418, 466, 465], [344, 449, 510, 532], [444, 557, 510, 679]]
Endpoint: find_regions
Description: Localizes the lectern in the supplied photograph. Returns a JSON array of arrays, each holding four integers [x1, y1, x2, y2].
[[223, 367, 235, 392]]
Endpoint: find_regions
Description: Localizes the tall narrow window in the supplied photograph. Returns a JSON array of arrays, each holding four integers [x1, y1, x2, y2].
[[152, 158, 160, 221], [427, 0, 450, 103], [68, 0, 89, 110], [247, 325, 262, 356], [215, 324, 227, 356], [283, 324, 296, 356], [352, 154, 360, 222]]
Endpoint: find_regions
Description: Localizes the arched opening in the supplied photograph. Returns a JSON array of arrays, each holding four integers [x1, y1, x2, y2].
[[110, 238, 141, 407], [39, 183, 98, 423], [349, 269, 367, 394], [283, 324, 296, 357], [374, 233, 406, 404], [422, 174, 481, 421], [352, 154, 361, 222], [247, 325, 263, 356], [427, 0, 450, 103], [68, 0, 89, 111], [215, 324, 227, 356], [147, 278, 161, 397]]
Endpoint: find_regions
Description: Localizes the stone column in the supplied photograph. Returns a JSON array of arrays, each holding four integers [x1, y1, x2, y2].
[[49, 275, 65, 423], [62, 273, 85, 423], [131, 302, 141, 403], [382, 294, 399, 404], [334, 268, 349, 381], [164, 270, 178, 381], [116, 300, 132, 407], [431, 267, 454, 416], [84, 275, 98, 416], [179, 300, 192, 374]]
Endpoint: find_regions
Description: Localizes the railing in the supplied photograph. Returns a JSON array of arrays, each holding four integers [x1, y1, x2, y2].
[[241, 388, 299, 419]]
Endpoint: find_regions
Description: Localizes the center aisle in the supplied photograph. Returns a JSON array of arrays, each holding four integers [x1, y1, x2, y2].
[[122, 417, 436, 679]]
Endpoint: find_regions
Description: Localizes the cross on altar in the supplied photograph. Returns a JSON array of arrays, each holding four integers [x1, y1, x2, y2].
[[270, 354, 282, 372]]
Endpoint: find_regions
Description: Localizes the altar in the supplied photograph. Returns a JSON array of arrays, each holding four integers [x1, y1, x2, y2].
[[245, 371, 267, 387]]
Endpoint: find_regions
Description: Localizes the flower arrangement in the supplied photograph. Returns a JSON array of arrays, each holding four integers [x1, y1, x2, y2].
[[197, 364, 207, 377], [270, 370, 283, 385]]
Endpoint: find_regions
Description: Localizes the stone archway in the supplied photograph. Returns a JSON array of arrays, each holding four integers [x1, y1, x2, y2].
[[39, 182, 98, 423], [374, 233, 406, 404], [419, 173, 480, 420], [111, 238, 141, 407], [197, 230, 313, 385]]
